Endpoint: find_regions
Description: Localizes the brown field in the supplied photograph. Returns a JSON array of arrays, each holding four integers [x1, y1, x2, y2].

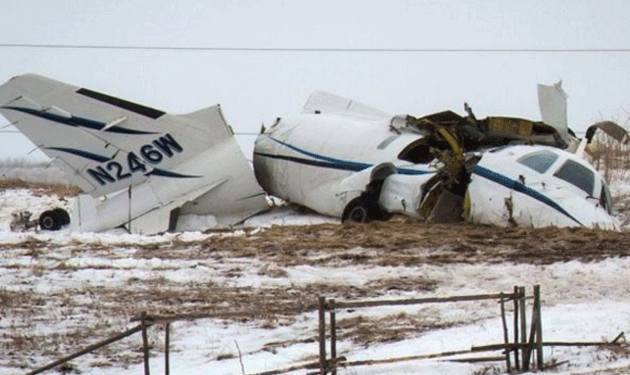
[[2, 215, 630, 372]]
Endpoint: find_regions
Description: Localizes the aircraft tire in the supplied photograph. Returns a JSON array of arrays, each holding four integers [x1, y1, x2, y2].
[[342, 197, 379, 223], [52, 208, 71, 226], [39, 210, 62, 231]]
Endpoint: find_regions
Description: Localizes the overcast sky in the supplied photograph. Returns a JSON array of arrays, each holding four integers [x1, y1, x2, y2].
[[1, 0, 629, 160]]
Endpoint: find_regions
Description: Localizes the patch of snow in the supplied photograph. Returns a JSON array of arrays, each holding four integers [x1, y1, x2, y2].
[[0, 183, 629, 374]]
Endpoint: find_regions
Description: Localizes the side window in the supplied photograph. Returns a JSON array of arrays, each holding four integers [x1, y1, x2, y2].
[[517, 151, 559, 174], [599, 181, 613, 214], [553, 159, 595, 195]]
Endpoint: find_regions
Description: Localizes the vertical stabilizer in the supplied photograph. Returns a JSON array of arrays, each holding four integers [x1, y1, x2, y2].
[[538, 81, 570, 142]]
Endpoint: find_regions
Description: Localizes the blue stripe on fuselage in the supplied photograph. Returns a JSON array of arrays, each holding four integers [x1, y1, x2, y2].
[[264, 136, 430, 175], [471, 165, 583, 226]]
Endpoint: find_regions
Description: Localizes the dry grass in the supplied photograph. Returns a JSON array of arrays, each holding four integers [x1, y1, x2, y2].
[[130, 217, 630, 266], [337, 312, 458, 346], [0, 242, 444, 368], [5, 217, 630, 371], [0, 178, 81, 197]]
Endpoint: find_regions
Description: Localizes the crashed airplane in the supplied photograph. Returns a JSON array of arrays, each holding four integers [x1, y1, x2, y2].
[[0, 74, 623, 233], [0, 74, 268, 234], [254, 83, 625, 230]]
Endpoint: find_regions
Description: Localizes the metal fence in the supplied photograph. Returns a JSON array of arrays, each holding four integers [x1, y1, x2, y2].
[[23, 284, 626, 375]]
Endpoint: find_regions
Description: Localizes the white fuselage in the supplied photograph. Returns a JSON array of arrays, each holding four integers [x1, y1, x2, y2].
[[254, 114, 619, 230], [254, 113, 433, 217], [467, 145, 618, 230]]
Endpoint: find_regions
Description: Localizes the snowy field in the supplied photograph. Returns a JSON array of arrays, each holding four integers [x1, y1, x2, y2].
[[1, 166, 630, 375]]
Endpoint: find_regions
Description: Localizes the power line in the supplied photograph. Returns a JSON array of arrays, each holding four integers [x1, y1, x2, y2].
[[0, 43, 629, 52], [0, 129, 260, 135]]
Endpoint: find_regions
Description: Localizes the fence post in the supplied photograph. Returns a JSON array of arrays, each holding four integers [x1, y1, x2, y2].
[[330, 299, 337, 375], [534, 285, 543, 370], [512, 286, 520, 371], [141, 311, 151, 375], [519, 286, 527, 370], [165, 322, 170, 375], [499, 293, 512, 372], [523, 297, 538, 371], [319, 297, 327, 375]]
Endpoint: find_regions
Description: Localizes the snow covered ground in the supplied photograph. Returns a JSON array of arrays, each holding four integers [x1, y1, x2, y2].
[[1, 172, 630, 374]]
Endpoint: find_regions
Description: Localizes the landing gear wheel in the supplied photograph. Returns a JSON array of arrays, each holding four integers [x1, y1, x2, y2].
[[39, 210, 61, 231], [39, 209, 68, 231], [347, 203, 369, 223], [52, 208, 71, 226], [342, 197, 380, 223]]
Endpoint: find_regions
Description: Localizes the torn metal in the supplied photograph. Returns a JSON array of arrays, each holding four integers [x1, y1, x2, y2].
[[254, 83, 624, 230]]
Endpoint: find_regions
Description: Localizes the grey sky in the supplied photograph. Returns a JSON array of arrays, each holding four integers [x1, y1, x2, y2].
[[1, 0, 629, 160]]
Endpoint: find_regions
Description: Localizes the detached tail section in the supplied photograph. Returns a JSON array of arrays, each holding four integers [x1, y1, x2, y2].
[[0, 74, 268, 234]]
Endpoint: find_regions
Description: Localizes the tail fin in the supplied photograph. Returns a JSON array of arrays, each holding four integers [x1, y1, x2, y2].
[[538, 81, 570, 142], [0, 74, 269, 234]]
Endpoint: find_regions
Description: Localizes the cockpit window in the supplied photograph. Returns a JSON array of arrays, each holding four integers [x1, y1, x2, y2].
[[517, 151, 559, 174], [553, 159, 595, 195]]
